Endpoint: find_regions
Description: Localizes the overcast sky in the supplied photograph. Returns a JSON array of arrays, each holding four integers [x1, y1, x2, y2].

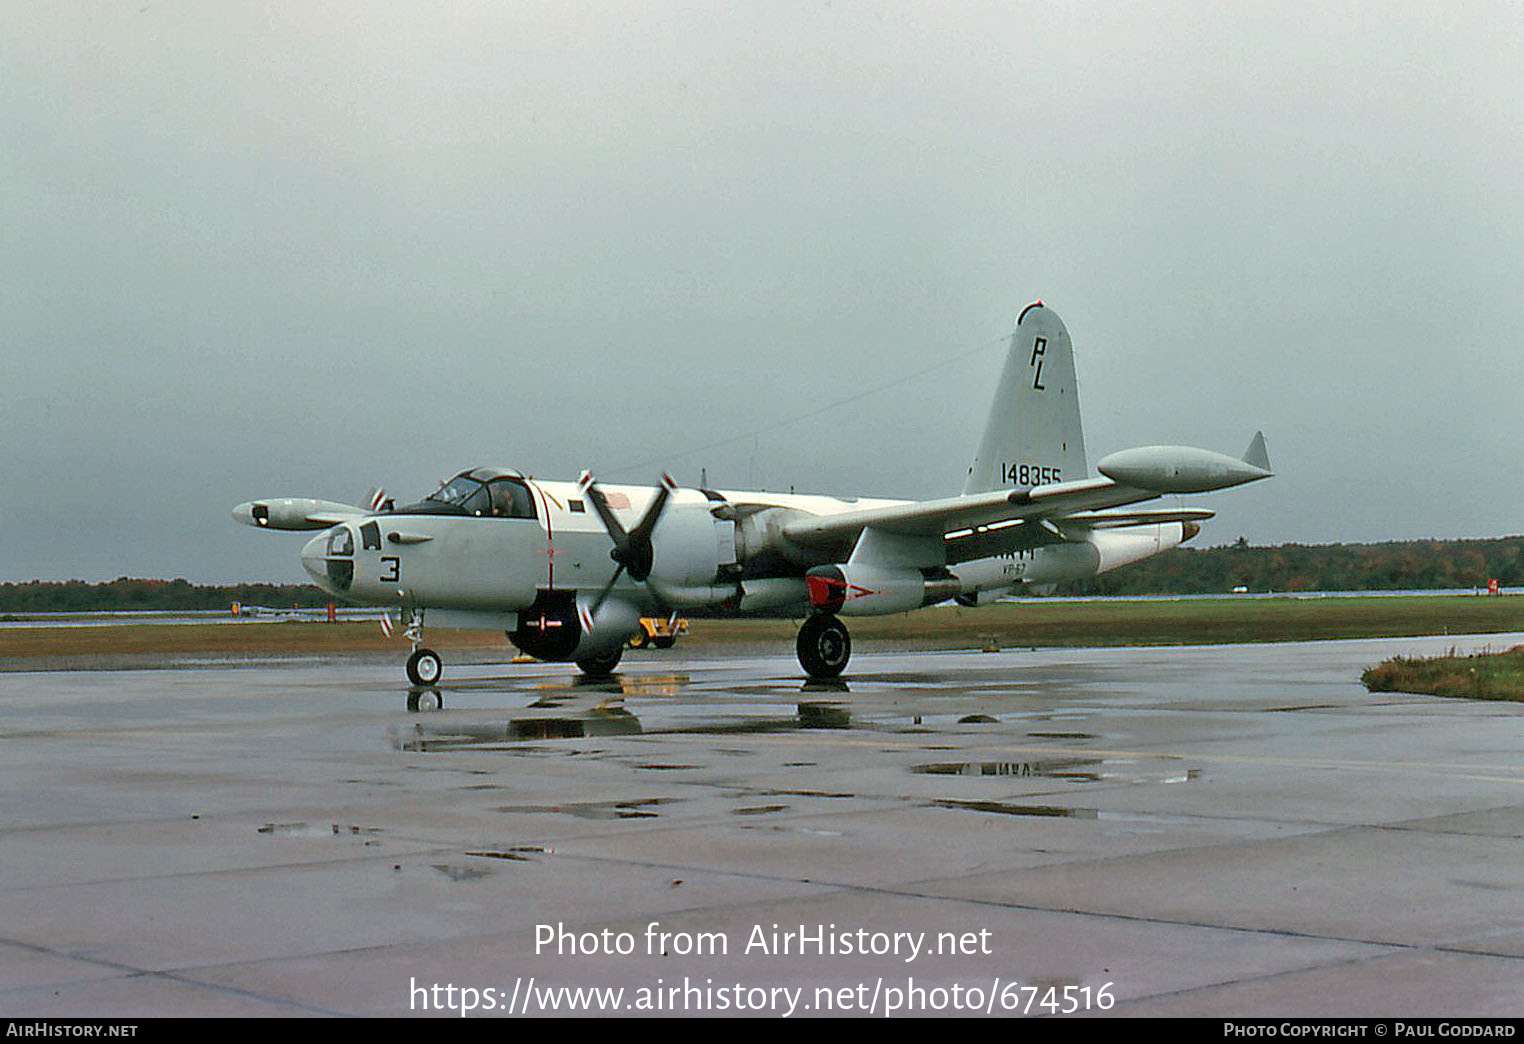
[[3, 2, 1520, 584]]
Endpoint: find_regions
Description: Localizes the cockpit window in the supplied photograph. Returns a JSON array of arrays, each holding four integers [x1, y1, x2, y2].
[[487, 478, 537, 519], [324, 526, 354, 591], [426, 475, 491, 516], [326, 527, 354, 556]]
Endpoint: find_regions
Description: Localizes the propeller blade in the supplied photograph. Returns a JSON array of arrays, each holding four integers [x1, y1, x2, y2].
[[622, 473, 676, 581], [589, 563, 627, 616], [579, 472, 677, 583], [579, 471, 631, 547], [629, 473, 677, 545]]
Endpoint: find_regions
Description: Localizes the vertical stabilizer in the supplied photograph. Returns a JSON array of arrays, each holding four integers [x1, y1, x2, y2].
[[963, 302, 1088, 494]]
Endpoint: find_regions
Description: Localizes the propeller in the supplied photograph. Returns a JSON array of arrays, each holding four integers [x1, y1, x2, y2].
[[580, 471, 677, 613]]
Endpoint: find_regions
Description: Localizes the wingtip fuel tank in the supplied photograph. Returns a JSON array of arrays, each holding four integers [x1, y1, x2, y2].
[[231, 498, 365, 531], [1096, 435, 1272, 494]]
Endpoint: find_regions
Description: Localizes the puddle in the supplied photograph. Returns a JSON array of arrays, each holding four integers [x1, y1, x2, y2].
[[798, 703, 851, 728], [913, 759, 1104, 782], [739, 824, 844, 836], [392, 711, 641, 750], [657, 703, 851, 736], [509, 716, 638, 740], [933, 799, 1099, 819], [258, 821, 381, 838], [393, 701, 857, 751], [495, 798, 673, 820], [257, 821, 324, 837], [467, 846, 552, 862]]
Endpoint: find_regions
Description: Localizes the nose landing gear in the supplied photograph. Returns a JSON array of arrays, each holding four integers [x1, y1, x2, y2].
[[402, 609, 443, 686]]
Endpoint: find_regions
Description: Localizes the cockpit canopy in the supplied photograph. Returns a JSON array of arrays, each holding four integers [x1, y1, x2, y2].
[[396, 468, 537, 519]]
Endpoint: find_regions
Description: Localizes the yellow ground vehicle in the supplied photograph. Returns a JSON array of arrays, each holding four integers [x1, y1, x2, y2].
[[627, 616, 689, 649]]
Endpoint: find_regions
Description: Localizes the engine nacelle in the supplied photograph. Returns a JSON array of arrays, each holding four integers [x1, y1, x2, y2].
[[643, 576, 810, 614], [509, 589, 640, 662], [949, 523, 1190, 591], [949, 555, 1026, 594], [806, 564, 959, 617], [649, 500, 736, 587], [730, 505, 827, 569], [1088, 523, 1187, 574]]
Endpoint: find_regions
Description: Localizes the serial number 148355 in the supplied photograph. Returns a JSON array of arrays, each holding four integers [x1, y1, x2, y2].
[[1001, 463, 1061, 487]]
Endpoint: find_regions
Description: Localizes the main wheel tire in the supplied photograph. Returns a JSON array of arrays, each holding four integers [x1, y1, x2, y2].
[[652, 635, 675, 649], [406, 648, 443, 686], [576, 648, 623, 677], [797, 614, 851, 678]]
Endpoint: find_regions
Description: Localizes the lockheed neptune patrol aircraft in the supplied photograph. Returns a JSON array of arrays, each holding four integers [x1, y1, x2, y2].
[[234, 304, 1271, 684]]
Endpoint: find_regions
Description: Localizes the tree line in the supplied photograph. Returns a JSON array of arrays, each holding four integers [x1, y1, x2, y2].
[[1055, 535, 1523, 596], [0, 578, 331, 614]]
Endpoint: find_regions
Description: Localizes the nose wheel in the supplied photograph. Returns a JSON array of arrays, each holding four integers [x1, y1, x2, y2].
[[797, 613, 851, 679], [401, 608, 442, 686], [406, 648, 442, 686]]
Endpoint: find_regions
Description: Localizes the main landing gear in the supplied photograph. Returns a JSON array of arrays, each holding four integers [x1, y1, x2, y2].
[[402, 609, 443, 686], [576, 647, 623, 677], [797, 613, 851, 679]]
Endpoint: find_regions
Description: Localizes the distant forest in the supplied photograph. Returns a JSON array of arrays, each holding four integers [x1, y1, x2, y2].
[[0, 578, 333, 614], [1056, 535, 1523, 596], [1, 536, 1520, 612]]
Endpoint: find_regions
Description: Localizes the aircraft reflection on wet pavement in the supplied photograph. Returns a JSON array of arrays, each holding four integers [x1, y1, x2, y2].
[[402, 670, 851, 711], [390, 700, 851, 752]]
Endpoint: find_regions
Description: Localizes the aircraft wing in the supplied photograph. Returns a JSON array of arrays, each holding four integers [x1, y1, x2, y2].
[[781, 477, 1161, 551], [782, 433, 1269, 561]]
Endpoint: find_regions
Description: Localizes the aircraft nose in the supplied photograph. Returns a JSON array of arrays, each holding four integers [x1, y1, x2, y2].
[[300, 533, 329, 588]]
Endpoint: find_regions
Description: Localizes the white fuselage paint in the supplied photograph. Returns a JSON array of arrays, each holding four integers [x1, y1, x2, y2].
[[301, 477, 1188, 626]]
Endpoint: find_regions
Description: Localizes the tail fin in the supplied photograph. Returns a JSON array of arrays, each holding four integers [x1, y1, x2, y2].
[[963, 302, 1088, 494]]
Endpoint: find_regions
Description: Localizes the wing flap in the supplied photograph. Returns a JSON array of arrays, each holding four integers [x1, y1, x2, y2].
[[944, 519, 1068, 564], [1056, 507, 1215, 531]]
